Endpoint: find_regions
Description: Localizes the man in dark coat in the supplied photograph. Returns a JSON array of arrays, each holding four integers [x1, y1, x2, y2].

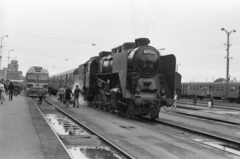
[[193, 91, 197, 105], [209, 92, 214, 108], [74, 85, 83, 108], [8, 82, 14, 101], [65, 86, 73, 107]]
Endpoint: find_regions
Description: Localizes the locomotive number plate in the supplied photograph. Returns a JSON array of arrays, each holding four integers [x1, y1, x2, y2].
[[143, 50, 155, 55]]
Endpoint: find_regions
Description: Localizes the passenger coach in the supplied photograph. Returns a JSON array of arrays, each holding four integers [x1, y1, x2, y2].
[[49, 68, 78, 95], [24, 66, 49, 97], [182, 82, 240, 103]]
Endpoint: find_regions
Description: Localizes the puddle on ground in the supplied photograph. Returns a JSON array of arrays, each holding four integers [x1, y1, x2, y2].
[[68, 146, 123, 159], [45, 114, 126, 159], [45, 114, 90, 136], [210, 111, 240, 116], [192, 139, 240, 156]]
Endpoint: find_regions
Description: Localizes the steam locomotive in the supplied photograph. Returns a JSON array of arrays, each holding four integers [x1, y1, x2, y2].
[[50, 38, 181, 119]]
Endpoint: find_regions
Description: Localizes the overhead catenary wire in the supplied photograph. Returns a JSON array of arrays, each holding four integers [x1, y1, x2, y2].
[[4, 29, 117, 46], [3, 48, 86, 61]]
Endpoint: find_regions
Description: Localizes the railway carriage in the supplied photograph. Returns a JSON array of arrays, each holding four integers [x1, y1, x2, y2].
[[181, 82, 240, 103], [49, 68, 76, 94], [24, 66, 49, 97]]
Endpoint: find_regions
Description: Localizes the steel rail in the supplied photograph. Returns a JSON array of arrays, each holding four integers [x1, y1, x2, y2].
[[141, 117, 240, 146], [31, 98, 73, 159], [44, 98, 136, 159], [177, 101, 240, 111], [179, 99, 240, 108], [172, 111, 240, 125]]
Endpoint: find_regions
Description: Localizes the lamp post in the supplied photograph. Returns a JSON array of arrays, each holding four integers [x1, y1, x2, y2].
[[221, 28, 236, 102], [8, 49, 14, 66], [158, 48, 165, 55], [0, 35, 8, 69], [176, 63, 181, 72]]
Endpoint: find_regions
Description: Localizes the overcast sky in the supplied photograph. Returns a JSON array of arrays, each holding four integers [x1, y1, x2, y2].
[[1, 0, 239, 82]]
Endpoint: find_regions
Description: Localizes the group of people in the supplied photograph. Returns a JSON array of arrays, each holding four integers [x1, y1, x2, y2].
[[57, 85, 83, 107], [157, 89, 178, 112], [0, 79, 19, 104], [192, 91, 214, 108], [159, 89, 216, 112]]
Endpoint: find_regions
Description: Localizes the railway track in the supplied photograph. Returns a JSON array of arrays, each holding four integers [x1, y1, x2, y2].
[[32, 98, 135, 159], [177, 100, 240, 111], [167, 111, 240, 126], [33, 97, 240, 158], [138, 116, 240, 156]]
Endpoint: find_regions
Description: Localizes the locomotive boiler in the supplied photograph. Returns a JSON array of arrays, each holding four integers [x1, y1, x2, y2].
[[77, 38, 178, 119]]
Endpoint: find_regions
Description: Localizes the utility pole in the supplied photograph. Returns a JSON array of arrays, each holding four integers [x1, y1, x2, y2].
[[0, 35, 8, 69], [221, 28, 236, 102]]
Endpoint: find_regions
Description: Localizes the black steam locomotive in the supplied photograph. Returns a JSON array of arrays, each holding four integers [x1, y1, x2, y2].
[[50, 38, 181, 119]]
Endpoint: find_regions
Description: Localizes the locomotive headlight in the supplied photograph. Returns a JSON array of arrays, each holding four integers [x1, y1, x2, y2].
[[136, 87, 141, 94]]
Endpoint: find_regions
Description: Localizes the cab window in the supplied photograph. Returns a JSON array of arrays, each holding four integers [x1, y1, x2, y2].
[[212, 86, 215, 91], [230, 87, 236, 92]]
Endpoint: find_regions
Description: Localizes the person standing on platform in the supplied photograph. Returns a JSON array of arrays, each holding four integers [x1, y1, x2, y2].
[[0, 81, 5, 104], [193, 91, 197, 105], [172, 91, 178, 109], [157, 88, 168, 112], [38, 89, 44, 105], [65, 86, 73, 107], [209, 92, 214, 108], [58, 86, 65, 104], [14, 84, 19, 96], [48, 85, 52, 96], [8, 82, 14, 101], [74, 85, 83, 108]]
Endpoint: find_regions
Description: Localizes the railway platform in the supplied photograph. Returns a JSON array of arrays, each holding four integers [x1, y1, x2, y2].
[[0, 94, 70, 159]]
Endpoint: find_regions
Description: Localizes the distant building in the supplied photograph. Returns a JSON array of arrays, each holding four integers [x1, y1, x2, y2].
[[0, 60, 23, 80], [214, 78, 226, 82], [214, 77, 237, 83]]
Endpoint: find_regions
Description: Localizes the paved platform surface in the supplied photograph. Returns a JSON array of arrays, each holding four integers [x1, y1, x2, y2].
[[0, 94, 45, 159], [0, 94, 70, 159]]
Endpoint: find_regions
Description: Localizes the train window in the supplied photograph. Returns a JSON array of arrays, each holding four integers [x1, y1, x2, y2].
[[193, 86, 195, 90], [39, 74, 48, 80], [196, 86, 199, 90], [199, 86, 203, 90], [212, 86, 215, 91], [230, 87, 236, 91], [204, 87, 207, 90], [27, 74, 37, 80], [187, 86, 190, 90], [221, 87, 224, 91], [216, 87, 219, 91]]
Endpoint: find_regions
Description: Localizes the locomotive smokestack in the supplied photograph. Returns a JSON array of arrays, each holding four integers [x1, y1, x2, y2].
[[135, 38, 150, 47], [122, 42, 135, 51]]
